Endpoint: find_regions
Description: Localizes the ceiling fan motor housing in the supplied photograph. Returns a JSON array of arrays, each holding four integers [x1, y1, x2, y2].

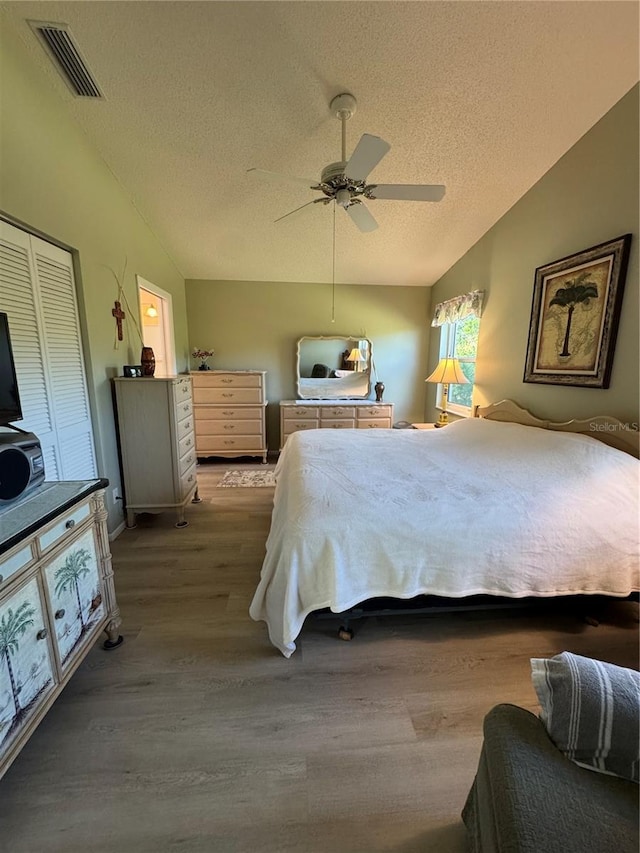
[[320, 161, 366, 205]]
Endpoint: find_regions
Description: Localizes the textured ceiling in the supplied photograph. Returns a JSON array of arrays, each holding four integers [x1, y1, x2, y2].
[[3, 1, 639, 286]]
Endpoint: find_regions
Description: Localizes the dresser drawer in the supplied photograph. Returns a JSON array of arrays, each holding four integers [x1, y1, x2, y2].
[[358, 419, 391, 430], [176, 414, 195, 442], [321, 406, 356, 419], [196, 435, 265, 453], [38, 503, 91, 553], [178, 431, 195, 458], [282, 405, 319, 420], [179, 446, 197, 475], [0, 542, 35, 587], [196, 418, 263, 436], [319, 419, 355, 430], [205, 406, 263, 421], [358, 405, 392, 420], [194, 387, 264, 405], [193, 372, 263, 389], [180, 462, 198, 498], [175, 398, 193, 423], [172, 378, 192, 403], [283, 421, 319, 437]]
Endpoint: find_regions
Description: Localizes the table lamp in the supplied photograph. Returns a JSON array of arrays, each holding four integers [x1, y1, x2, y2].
[[347, 347, 366, 372], [425, 357, 469, 426]]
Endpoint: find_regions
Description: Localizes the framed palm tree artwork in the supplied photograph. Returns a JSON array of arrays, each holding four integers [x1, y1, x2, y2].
[[523, 234, 632, 388]]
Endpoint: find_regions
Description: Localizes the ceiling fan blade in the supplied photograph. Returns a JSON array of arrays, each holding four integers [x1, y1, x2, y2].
[[368, 184, 446, 202], [247, 168, 321, 189], [274, 198, 329, 224], [345, 201, 378, 233], [345, 134, 391, 182]]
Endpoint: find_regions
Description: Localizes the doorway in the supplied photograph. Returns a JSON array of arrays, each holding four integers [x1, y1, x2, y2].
[[137, 276, 176, 377]]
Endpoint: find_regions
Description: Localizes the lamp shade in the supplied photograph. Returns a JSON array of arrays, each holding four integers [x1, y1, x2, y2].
[[425, 357, 469, 385], [347, 347, 365, 363]]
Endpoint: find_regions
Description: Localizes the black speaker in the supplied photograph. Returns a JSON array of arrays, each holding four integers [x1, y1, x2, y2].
[[0, 431, 45, 502]]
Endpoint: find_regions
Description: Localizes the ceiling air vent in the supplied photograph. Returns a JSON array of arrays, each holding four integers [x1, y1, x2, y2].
[[29, 21, 103, 98]]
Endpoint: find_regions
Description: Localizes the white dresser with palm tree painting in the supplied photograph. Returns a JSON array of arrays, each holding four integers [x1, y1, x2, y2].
[[0, 480, 121, 779]]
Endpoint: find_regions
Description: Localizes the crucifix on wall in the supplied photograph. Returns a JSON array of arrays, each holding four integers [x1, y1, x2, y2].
[[112, 300, 126, 341]]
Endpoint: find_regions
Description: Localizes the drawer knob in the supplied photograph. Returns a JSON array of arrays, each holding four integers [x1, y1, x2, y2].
[[222, 393, 234, 398], [37, 628, 48, 641], [221, 378, 232, 384], [224, 425, 235, 430], [222, 410, 234, 415], [183, 386, 188, 393], [186, 438, 192, 446], [65, 519, 76, 530], [224, 440, 235, 445], [188, 475, 194, 482], [55, 608, 66, 620], [183, 404, 190, 412]]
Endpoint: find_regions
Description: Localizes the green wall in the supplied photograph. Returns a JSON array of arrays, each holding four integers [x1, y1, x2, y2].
[[185, 280, 432, 448], [427, 85, 639, 425], [0, 15, 188, 532]]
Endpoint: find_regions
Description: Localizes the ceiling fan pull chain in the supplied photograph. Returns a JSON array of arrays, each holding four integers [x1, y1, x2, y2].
[[331, 203, 336, 324]]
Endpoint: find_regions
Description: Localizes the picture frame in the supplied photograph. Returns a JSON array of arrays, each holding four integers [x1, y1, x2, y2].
[[123, 365, 142, 378], [523, 234, 632, 388]]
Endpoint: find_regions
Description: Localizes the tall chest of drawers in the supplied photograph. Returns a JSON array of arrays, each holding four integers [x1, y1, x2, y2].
[[113, 376, 198, 527], [191, 371, 268, 463], [279, 400, 394, 448]]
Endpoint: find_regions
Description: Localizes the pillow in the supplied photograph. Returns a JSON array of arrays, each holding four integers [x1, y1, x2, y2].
[[530, 651, 640, 783]]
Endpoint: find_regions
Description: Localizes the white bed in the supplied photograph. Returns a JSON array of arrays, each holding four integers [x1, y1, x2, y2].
[[249, 402, 640, 657]]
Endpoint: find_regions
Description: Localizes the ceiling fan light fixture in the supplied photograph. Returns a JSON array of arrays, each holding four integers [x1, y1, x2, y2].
[[336, 188, 351, 209]]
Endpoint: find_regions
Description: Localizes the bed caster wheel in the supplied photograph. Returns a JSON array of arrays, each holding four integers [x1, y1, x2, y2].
[[338, 626, 354, 641]]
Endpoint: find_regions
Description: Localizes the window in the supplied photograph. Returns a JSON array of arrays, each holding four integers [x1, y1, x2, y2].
[[437, 314, 480, 416]]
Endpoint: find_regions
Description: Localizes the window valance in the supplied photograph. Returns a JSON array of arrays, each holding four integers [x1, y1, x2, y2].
[[431, 290, 485, 327]]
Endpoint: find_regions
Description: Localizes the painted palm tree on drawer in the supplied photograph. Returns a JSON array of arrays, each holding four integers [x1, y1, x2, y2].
[[549, 272, 598, 358], [0, 602, 35, 717], [54, 548, 92, 632]]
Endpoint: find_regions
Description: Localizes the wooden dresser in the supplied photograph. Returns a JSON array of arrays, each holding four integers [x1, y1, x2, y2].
[[279, 400, 394, 448], [191, 371, 268, 463], [0, 479, 122, 780], [113, 376, 199, 528]]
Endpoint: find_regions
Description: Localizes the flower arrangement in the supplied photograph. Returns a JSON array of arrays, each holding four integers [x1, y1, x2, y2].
[[192, 347, 215, 370]]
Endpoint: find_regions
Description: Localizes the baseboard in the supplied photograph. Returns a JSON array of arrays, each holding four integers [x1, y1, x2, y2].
[[108, 520, 126, 541]]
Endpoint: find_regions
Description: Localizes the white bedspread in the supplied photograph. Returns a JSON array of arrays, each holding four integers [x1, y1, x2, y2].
[[249, 418, 640, 657]]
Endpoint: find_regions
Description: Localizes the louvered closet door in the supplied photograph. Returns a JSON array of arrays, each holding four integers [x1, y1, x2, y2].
[[0, 220, 97, 480]]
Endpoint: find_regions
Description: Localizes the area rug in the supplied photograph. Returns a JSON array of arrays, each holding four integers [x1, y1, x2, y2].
[[218, 469, 276, 488]]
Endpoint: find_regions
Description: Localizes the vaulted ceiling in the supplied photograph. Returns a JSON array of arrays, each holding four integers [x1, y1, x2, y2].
[[3, 2, 638, 285]]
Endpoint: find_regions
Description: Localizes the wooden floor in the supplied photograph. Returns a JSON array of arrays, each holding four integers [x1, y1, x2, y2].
[[1, 460, 638, 853]]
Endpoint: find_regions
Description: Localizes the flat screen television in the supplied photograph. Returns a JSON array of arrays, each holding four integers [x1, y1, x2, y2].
[[0, 312, 23, 426]]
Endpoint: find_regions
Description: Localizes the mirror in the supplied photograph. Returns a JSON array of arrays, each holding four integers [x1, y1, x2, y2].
[[296, 336, 372, 399]]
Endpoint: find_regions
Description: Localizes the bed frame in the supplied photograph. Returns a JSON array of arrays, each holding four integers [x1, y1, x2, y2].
[[322, 399, 639, 640], [475, 399, 639, 458]]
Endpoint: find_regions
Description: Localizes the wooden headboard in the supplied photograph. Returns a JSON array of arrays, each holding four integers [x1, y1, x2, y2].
[[474, 399, 640, 458]]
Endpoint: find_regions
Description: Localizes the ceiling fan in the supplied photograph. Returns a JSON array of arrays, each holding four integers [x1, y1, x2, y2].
[[247, 93, 446, 233]]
